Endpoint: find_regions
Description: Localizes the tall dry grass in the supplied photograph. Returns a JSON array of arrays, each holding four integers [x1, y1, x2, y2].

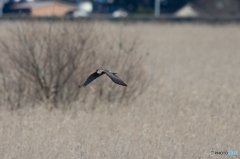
[[0, 21, 240, 159]]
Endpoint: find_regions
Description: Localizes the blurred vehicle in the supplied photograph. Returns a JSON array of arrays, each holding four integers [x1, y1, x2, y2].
[[70, 1, 93, 17], [73, 9, 89, 17], [112, 9, 128, 18]]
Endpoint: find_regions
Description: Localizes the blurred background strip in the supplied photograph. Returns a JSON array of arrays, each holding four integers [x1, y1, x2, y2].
[[0, 0, 240, 18]]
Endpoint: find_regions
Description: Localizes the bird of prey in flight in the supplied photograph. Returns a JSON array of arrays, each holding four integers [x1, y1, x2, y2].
[[79, 69, 127, 87]]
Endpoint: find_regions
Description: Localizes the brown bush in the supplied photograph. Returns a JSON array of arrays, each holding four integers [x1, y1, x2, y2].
[[0, 21, 150, 110]]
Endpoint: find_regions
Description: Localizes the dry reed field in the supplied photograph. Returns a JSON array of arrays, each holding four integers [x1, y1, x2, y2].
[[0, 21, 240, 159]]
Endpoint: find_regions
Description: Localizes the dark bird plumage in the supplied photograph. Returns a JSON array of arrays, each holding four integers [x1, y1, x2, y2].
[[79, 69, 127, 87]]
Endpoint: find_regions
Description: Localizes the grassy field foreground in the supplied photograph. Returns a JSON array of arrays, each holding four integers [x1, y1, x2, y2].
[[0, 22, 240, 158]]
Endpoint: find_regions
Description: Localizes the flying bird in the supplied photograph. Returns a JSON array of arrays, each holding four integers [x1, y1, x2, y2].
[[79, 69, 127, 87]]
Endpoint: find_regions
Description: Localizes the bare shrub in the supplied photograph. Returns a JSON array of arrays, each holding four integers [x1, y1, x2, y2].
[[0, 21, 149, 110]]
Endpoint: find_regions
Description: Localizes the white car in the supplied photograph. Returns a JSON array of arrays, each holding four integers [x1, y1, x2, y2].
[[73, 1, 93, 17], [73, 10, 89, 17], [112, 9, 128, 18]]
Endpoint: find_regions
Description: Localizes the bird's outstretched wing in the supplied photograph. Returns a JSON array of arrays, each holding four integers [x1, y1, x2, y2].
[[81, 72, 103, 87], [104, 71, 127, 86]]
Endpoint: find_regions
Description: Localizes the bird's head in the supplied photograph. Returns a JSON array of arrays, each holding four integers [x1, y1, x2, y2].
[[96, 69, 103, 74]]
